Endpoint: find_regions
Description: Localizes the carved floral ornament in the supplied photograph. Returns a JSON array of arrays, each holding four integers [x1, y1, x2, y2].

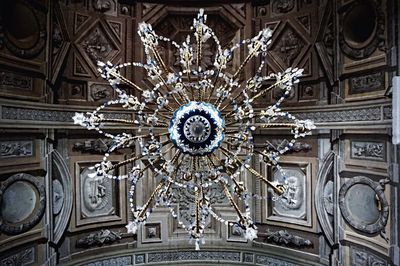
[[73, 9, 315, 250]]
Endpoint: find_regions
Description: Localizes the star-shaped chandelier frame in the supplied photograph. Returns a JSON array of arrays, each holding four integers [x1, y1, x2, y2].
[[73, 9, 315, 250]]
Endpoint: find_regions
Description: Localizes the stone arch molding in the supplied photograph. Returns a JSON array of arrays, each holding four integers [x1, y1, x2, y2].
[[315, 151, 335, 246], [52, 149, 73, 244]]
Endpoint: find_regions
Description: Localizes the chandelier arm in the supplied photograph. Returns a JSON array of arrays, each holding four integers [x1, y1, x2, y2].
[[221, 60, 267, 110], [219, 146, 284, 196], [250, 76, 291, 103], [208, 154, 242, 191], [151, 46, 169, 74], [108, 69, 144, 92], [144, 106, 172, 119], [149, 43, 192, 105], [100, 118, 169, 128], [137, 181, 165, 219], [220, 181, 246, 225], [206, 67, 221, 102], [194, 187, 201, 236], [224, 120, 241, 127], [118, 139, 172, 171], [109, 131, 170, 152], [221, 76, 291, 117], [214, 43, 262, 108], [232, 43, 261, 81]]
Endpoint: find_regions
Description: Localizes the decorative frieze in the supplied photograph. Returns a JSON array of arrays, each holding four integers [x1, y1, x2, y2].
[[2, 106, 131, 122], [0, 140, 33, 159], [0, 102, 391, 128], [147, 251, 241, 263], [255, 254, 299, 266], [84, 256, 132, 266]]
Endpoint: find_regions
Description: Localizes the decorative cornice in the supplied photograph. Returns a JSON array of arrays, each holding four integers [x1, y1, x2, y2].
[[0, 98, 391, 129]]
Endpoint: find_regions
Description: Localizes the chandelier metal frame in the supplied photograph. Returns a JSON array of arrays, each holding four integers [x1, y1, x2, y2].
[[73, 9, 315, 250]]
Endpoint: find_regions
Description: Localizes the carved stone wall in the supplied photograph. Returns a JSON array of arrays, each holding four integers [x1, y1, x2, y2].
[[0, 0, 398, 266]]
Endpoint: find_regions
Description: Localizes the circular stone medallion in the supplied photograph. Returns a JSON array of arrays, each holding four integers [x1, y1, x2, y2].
[[169, 101, 224, 156], [2, 181, 37, 223]]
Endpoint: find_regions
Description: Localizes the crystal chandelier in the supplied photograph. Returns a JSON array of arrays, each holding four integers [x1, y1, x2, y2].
[[73, 9, 315, 250]]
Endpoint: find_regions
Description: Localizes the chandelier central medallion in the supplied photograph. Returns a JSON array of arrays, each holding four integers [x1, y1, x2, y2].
[[169, 101, 224, 156], [73, 9, 315, 250]]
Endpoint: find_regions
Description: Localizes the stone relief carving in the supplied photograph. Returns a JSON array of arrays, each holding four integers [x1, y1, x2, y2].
[[0, 71, 33, 91], [172, 183, 226, 227], [349, 72, 384, 94], [0, 247, 35, 266], [0, 173, 45, 235], [52, 18, 63, 55], [323, 180, 333, 216], [0, 140, 33, 159], [271, 25, 306, 67], [53, 179, 64, 215], [270, 166, 307, 221], [339, 176, 389, 237], [243, 253, 254, 263], [135, 254, 145, 264], [261, 229, 313, 247], [231, 224, 243, 236], [92, 0, 112, 12], [76, 229, 122, 247], [79, 24, 118, 68], [143, 223, 161, 242], [351, 246, 387, 266], [73, 139, 113, 154], [351, 141, 385, 161], [80, 167, 115, 219], [272, 0, 295, 14], [89, 83, 113, 101]]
